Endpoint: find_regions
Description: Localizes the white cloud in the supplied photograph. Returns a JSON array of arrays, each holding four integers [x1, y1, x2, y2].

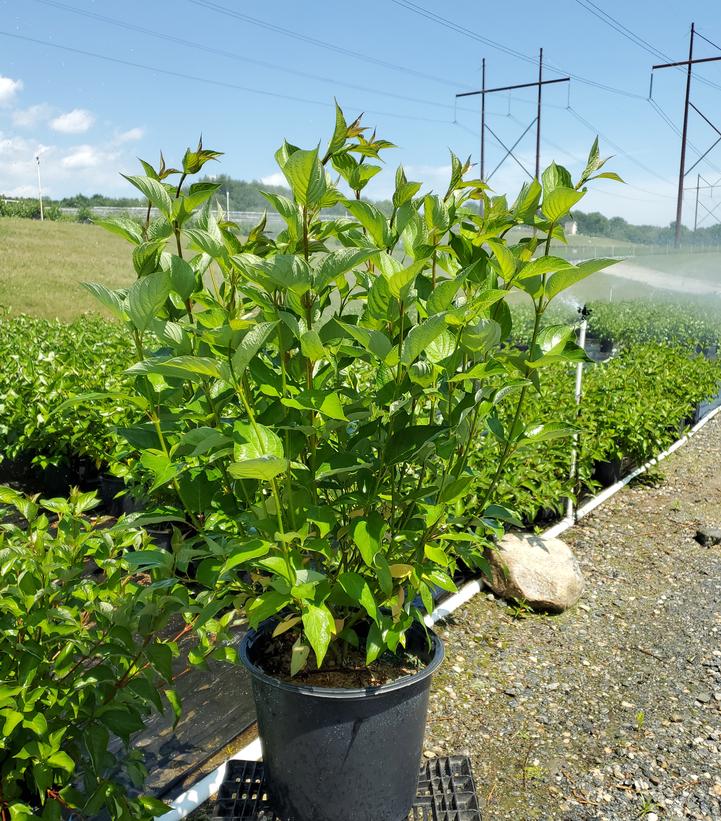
[[50, 108, 95, 134], [260, 172, 286, 187], [62, 144, 114, 170], [0, 132, 131, 197], [12, 103, 53, 128], [115, 127, 144, 143], [0, 76, 23, 106]]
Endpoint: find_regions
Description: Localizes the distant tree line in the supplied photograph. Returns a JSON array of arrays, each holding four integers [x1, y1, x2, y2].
[[571, 210, 721, 247], [4, 179, 721, 247], [208, 174, 394, 215]]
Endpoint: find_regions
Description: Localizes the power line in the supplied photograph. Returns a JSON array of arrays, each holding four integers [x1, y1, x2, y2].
[[0, 29, 460, 126], [391, 0, 647, 100], [29, 0, 474, 115], [187, 0, 467, 91], [391, 0, 534, 65], [566, 105, 677, 186], [573, 0, 721, 93], [696, 30, 721, 53]]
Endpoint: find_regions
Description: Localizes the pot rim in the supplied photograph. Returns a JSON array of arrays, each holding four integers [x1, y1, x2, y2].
[[239, 619, 444, 699]]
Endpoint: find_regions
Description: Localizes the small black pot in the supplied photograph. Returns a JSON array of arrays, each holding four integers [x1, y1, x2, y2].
[[240, 621, 444, 821], [98, 474, 125, 516], [592, 457, 623, 487]]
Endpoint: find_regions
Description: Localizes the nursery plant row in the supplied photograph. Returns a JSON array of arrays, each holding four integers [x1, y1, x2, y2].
[[1, 306, 719, 523]]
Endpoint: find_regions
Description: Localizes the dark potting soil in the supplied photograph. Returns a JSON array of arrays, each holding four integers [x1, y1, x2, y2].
[[253, 629, 427, 688]]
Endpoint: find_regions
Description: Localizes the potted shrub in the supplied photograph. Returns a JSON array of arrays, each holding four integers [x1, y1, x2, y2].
[[88, 108, 619, 820]]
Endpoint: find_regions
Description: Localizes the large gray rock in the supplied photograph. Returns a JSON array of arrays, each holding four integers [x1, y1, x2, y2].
[[485, 533, 585, 612]]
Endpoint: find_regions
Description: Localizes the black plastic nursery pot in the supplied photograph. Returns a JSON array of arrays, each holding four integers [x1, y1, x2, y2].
[[592, 457, 624, 487], [239, 621, 444, 821]]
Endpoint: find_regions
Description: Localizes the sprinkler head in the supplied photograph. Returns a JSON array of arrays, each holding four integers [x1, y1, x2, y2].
[[578, 304, 592, 319]]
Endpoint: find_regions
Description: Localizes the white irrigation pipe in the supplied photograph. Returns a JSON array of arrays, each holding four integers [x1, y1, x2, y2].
[[158, 402, 721, 820], [566, 313, 588, 521], [157, 738, 262, 821]]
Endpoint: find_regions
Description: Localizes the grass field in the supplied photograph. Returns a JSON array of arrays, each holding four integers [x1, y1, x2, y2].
[[2, 216, 720, 322], [0, 217, 134, 321]]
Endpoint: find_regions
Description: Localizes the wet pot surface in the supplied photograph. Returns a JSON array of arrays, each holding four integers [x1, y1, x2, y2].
[[240, 622, 444, 821]]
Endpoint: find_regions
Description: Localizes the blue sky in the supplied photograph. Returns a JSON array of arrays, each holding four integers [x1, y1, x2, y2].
[[1, 0, 721, 226]]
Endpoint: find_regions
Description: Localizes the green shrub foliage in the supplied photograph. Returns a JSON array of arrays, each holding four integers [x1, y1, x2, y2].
[[0, 314, 132, 470], [85, 109, 620, 672], [0, 487, 199, 820]]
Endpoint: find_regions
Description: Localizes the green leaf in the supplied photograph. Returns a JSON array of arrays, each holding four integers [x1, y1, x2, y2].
[[99, 707, 145, 742], [167, 255, 196, 300], [386, 425, 442, 464], [164, 689, 182, 729], [302, 604, 335, 667], [230, 321, 278, 379], [512, 178, 542, 218], [2, 710, 23, 736], [184, 181, 221, 211], [335, 321, 392, 360], [139, 797, 172, 816], [184, 227, 226, 258], [228, 456, 288, 481], [95, 215, 143, 244], [541, 186, 583, 223], [401, 314, 447, 365], [233, 421, 284, 461], [427, 279, 460, 314], [313, 249, 378, 291], [129, 355, 223, 381], [425, 330, 456, 364], [122, 174, 173, 217], [541, 162, 573, 195], [247, 591, 292, 628], [46, 751, 75, 774], [337, 572, 379, 623], [487, 239, 516, 280], [126, 271, 171, 333], [325, 100, 348, 159], [351, 512, 387, 566], [366, 273, 393, 320], [515, 255, 572, 281], [345, 199, 392, 248], [545, 258, 617, 300], [220, 539, 273, 573], [589, 171, 625, 183], [256, 255, 312, 295], [460, 318, 500, 355], [290, 637, 311, 677], [82, 282, 127, 321], [516, 422, 576, 448], [281, 146, 327, 207], [388, 260, 425, 299], [300, 330, 326, 360], [366, 621, 384, 665]]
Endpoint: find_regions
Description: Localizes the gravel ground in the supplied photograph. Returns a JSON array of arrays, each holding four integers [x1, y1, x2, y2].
[[425, 415, 721, 820]]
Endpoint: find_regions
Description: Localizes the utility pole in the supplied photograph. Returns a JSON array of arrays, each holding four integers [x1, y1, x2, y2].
[[652, 23, 721, 247], [35, 154, 44, 221], [694, 173, 700, 231], [226, 189, 230, 219], [480, 57, 486, 181], [456, 50, 569, 184], [536, 48, 543, 181]]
